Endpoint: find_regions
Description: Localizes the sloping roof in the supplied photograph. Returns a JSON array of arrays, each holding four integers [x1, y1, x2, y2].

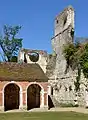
[[0, 62, 48, 82]]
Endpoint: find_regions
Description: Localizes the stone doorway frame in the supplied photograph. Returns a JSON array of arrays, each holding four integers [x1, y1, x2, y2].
[[2, 81, 23, 111], [26, 82, 44, 109]]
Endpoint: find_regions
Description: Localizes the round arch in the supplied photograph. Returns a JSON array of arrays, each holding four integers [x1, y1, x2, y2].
[[26, 82, 44, 110], [26, 82, 44, 91], [3, 82, 22, 111]]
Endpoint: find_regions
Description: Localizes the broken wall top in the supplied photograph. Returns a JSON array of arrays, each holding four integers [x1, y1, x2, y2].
[[54, 5, 74, 36]]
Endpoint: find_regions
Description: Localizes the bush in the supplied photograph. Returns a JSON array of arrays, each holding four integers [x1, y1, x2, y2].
[[59, 103, 79, 107]]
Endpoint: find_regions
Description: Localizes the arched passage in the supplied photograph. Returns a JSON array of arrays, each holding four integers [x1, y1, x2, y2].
[[27, 84, 41, 110], [48, 86, 54, 109], [4, 83, 20, 111]]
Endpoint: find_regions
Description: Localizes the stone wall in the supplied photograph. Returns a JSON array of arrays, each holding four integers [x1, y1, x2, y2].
[[46, 54, 56, 77], [47, 6, 88, 107], [18, 5, 88, 107], [48, 6, 77, 106], [54, 6, 74, 36], [51, 5, 74, 77], [18, 49, 48, 73]]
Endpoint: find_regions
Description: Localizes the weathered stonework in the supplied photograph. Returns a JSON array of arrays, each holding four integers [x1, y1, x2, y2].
[[18, 6, 88, 108], [18, 49, 48, 73], [47, 6, 88, 107], [51, 5, 74, 77], [46, 54, 56, 77], [45, 6, 76, 106]]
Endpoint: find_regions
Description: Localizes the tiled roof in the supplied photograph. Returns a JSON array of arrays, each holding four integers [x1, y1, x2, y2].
[[0, 62, 48, 82]]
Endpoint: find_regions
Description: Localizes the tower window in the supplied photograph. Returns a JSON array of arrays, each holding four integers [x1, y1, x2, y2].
[[56, 20, 58, 24], [63, 16, 67, 26]]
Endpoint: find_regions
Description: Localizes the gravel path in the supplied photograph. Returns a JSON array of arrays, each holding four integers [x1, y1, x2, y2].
[[0, 107, 88, 114], [50, 107, 88, 114]]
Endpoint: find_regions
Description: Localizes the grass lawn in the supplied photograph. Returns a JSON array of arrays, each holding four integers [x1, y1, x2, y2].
[[0, 112, 88, 120]]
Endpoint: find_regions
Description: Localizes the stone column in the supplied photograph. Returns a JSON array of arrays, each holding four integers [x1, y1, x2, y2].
[[48, 86, 51, 95], [1, 91, 4, 111], [19, 89, 23, 110], [45, 91, 48, 109], [40, 89, 44, 108], [22, 91, 27, 110]]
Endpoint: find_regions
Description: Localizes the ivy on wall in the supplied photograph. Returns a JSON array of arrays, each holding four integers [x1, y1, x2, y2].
[[63, 42, 88, 92]]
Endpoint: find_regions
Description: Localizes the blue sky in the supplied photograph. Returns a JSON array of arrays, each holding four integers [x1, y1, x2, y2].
[[0, 0, 88, 53]]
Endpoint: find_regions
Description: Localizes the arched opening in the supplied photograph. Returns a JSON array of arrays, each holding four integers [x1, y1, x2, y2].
[[27, 84, 41, 110], [63, 15, 67, 27], [48, 87, 54, 109], [4, 83, 20, 111], [28, 52, 39, 62], [51, 87, 53, 95]]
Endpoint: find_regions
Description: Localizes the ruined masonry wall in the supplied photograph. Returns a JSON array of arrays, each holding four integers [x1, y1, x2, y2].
[[48, 6, 77, 105]]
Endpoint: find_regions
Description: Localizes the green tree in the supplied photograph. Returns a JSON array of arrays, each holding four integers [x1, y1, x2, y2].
[[63, 42, 84, 92], [0, 25, 22, 62], [80, 43, 88, 78], [63, 42, 83, 70]]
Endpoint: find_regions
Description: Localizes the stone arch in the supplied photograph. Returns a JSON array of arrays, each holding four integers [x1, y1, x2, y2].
[[27, 83, 44, 110], [28, 52, 39, 62], [3, 82, 22, 111]]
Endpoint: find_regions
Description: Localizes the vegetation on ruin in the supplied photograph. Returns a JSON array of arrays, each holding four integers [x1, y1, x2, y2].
[[0, 25, 22, 62], [63, 42, 88, 91], [58, 103, 79, 107]]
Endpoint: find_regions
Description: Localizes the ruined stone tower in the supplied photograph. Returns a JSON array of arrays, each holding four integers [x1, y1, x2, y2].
[[18, 5, 88, 107], [47, 6, 76, 106], [51, 6, 74, 77], [48, 5, 88, 107]]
